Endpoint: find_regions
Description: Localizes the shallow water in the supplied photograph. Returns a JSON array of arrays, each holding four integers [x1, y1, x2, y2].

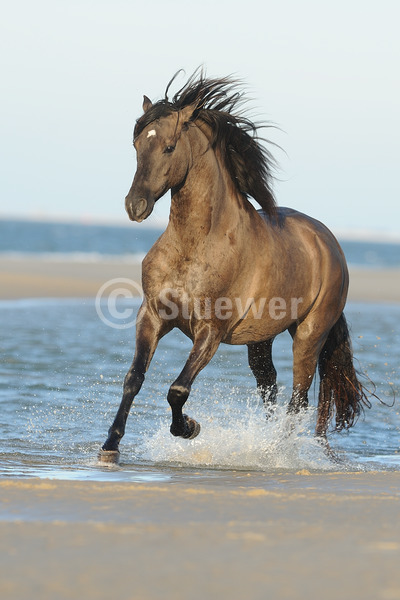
[[0, 298, 399, 481]]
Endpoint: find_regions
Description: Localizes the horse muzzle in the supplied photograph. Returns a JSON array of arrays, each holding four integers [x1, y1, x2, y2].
[[125, 196, 154, 222]]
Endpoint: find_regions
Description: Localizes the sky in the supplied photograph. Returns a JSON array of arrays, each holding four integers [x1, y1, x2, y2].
[[1, 0, 399, 237]]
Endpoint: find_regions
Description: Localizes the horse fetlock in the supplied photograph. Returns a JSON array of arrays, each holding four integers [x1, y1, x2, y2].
[[102, 434, 121, 450], [107, 424, 125, 441], [171, 383, 190, 396], [167, 383, 190, 406], [261, 383, 278, 405], [287, 400, 308, 415]]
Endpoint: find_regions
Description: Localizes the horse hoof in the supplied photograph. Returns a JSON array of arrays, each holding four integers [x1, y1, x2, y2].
[[98, 448, 120, 464], [182, 414, 201, 440]]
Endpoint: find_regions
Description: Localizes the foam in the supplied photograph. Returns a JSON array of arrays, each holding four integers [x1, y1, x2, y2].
[[137, 390, 340, 472]]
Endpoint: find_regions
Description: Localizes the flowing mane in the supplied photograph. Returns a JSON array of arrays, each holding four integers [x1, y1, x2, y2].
[[134, 70, 277, 216]]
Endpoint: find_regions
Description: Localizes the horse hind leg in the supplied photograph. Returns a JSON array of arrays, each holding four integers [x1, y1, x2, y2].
[[247, 339, 278, 412], [287, 323, 325, 417]]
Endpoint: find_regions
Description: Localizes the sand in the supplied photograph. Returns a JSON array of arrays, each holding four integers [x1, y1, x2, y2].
[[0, 256, 142, 299], [1, 472, 400, 600], [1, 256, 400, 599]]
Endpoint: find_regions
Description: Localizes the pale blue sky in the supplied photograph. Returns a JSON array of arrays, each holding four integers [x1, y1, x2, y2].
[[1, 0, 399, 236]]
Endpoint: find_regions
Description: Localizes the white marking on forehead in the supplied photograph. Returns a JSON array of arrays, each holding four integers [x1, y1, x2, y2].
[[147, 129, 156, 138]]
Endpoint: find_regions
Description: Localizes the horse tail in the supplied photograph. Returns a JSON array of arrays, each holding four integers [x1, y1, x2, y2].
[[318, 313, 371, 433]]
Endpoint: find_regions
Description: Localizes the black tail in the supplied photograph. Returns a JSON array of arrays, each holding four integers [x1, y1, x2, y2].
[[318, 313, 371, 433]]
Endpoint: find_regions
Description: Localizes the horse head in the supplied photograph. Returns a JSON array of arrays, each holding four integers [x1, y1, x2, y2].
[[125, 97, 196, 222]]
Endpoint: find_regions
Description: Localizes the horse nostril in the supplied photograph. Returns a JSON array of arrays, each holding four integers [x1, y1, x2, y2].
[[134, 198, 147, 218], [125, 197, 148, 220]]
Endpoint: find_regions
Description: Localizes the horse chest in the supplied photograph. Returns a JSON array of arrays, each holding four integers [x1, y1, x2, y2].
[[146, 250, 229, 293]]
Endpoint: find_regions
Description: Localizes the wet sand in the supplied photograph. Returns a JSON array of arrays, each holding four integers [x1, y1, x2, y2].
[[1, 257, 400, 599], [0, 255, 399, 302], [1, 472, 400, 600]]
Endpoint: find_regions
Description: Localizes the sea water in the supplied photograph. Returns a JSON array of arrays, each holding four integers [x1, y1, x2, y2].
[[1, 218, 400, 267], [0, 220, 399, 481]]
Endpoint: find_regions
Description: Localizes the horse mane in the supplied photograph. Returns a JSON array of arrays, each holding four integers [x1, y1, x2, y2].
[[134, 70, 278, 216]]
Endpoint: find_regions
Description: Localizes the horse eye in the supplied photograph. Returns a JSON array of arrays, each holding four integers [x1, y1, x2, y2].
[[164, 145, 175, 154]]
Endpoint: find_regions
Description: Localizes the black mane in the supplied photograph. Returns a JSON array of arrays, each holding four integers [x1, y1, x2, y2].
[[134, 70, 277, 216]]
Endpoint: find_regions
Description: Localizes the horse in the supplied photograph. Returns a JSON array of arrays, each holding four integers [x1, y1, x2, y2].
[[99, 71, 370, 463]]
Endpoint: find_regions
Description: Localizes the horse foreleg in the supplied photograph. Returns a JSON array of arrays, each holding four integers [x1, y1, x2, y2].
[[247, 339, 277, 410], [168, 326, 221, 439], [99, 306, 164, 463]]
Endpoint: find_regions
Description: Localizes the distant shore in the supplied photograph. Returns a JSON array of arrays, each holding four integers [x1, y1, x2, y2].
[[0, 255, 399, 303]]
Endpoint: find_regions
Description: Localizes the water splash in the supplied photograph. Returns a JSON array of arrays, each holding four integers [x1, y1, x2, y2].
[[136, 389, 339, 472]]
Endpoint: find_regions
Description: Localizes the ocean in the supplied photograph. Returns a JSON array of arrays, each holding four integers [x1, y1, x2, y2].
[[1, 218, 400, 267], [0, 219, 399, 482]]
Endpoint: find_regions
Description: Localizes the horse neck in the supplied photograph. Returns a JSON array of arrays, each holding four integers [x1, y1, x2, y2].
[[168, 125, 245, 241]]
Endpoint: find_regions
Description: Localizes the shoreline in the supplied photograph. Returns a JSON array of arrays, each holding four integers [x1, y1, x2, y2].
[[0, 255, 399, 303], [1, 472, 400, 599]]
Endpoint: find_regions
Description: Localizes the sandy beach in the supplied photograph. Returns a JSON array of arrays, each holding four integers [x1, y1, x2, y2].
[[0, 256, 142, 300], [1, 472, 400, 600], [1, 256, 400, 599]]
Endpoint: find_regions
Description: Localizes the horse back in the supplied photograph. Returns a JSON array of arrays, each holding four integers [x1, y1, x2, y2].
[[258, 206, 346, 261]]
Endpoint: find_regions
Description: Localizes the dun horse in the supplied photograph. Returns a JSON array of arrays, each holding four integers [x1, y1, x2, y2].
[[99, 72, 369, 462]]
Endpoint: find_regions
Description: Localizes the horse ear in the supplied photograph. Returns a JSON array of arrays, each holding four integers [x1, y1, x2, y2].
[[142, 95, 153, 113], [180, 102, 198, 124]]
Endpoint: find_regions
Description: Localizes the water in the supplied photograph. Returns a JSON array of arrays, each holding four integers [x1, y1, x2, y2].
[[0, 219, 162, 261], [1, 218, 400, 267], [0, 298, 399, 481], [0, 219, 399, 481]]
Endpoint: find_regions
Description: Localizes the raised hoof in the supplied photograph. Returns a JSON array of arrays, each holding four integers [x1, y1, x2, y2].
[[98, 448, 120, 464], [170, 414, 201, 439], [182, 414, 201, 440]]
